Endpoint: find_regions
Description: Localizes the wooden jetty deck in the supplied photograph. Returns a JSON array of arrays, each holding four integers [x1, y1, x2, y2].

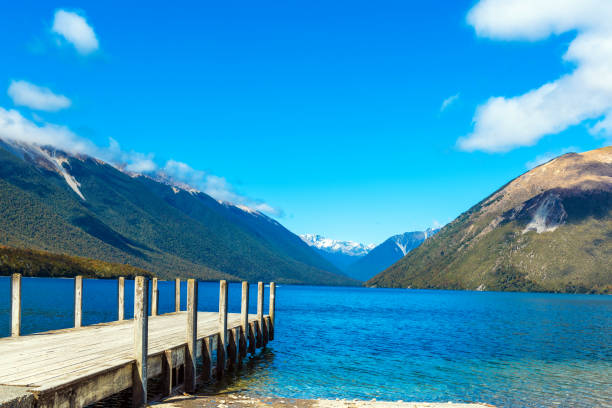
[[0, 276, 276, 408]]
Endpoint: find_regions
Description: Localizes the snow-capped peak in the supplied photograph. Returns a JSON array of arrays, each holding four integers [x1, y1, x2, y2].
[[300, 234, 375, 256]]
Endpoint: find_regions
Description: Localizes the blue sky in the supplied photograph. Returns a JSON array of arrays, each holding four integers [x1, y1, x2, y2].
[[1, 0, 610, 244]]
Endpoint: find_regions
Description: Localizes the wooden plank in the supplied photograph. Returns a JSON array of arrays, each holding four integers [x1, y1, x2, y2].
[[184, 279, 198, 393], [133, 276, 149, 408], [0, 311, 263, 394], [74, 276, 83, 328], [118, 277, 125, 321], [269, 282, 276, 340], [217, 280, 228, 379], [33, 362, 133, 408], [152, 278, 159, 317], [11, 273, 21, 337]]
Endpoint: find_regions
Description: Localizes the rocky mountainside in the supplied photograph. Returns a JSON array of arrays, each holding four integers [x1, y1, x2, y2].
[[0, 139, 355, 285], [346, 229, 438, 281], [368, 146, 612, 293]]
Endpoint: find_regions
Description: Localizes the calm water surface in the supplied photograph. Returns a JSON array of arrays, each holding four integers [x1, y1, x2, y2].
[[1, 277, 610, 407]]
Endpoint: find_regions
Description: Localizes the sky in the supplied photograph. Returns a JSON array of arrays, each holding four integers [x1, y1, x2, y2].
[[1, 0, 611, 244]]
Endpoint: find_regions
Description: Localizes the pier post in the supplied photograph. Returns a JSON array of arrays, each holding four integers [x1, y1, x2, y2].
[[269, 282, 276, 340], [151, 278, 159, 316], [118, 277, 125, 321], [201, 336, 213, 382], [257, 282, 264, 347], [162, 350, 173, 397], [11, 273, 21, 337], [217, 280, 228, 379], [175, 278, 181, 312], [185, 279, 198, 393], [227, 328, 237, 370], [240, 281, 249, 358], [233, 327, 241, 368], [74, 275, 83, 328], [248, 322, 256, 354], [133, 276, 149, 407]]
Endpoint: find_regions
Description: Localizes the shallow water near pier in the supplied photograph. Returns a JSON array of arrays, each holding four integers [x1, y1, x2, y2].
[[1, 277, 611, 407]]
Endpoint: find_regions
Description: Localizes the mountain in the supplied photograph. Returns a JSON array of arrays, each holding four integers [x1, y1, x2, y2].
[[368, 146, 612, 294], [346, 229, 438, 281], [300, 234, 375, 271], [0, 138, 355, 285]]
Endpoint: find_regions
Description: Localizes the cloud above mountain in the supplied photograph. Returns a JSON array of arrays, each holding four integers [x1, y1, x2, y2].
[[52, 10, 99, 55], [459, 0, 612, 152], [8, 80, 71, 111], [0, 107, 279, 215]]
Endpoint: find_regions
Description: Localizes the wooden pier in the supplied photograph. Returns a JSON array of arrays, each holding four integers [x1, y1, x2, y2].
[[0, 275, 276, 408]]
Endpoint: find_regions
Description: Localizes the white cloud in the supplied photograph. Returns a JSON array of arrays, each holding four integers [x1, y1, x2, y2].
[[8, 80, 71, 112], [459, 0, 612, 152], [525, 146, 577, 169], [163, 160, 281, 216], [52, 10, 99, 55], [440, 93, 460, 112], [0, 107, 96, 154], [105, 138, 158, 173], [0, 105, 278, 216]]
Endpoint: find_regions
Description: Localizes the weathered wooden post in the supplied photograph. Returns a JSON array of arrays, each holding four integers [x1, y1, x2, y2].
[[161, 350, 173, 397], [133, 276, 149, 407], [233, 326, 241, 368], [117, 277, 125, 321], [269, 282, 276, 340], [175, 278, 181, 312], [74, 275, 83, 328], [11, 273, 21, 337], [240, 281, 249, 358], [201, 336, 213, 382], [217, 280, 228, 379], [151, 278, 159, 317], [227, 328, 237, 370], [257, 281, 264, 347], [185, 279, 198, 393]]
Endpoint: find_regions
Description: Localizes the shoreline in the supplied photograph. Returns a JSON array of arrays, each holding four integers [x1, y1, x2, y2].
[[151, 393, 495, 408]]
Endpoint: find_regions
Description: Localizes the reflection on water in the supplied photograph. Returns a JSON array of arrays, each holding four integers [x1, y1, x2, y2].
[[1, 278, 611, 407]]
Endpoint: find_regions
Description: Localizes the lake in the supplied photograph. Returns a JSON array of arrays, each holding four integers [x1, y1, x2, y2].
[[1, 277, 611, 407]]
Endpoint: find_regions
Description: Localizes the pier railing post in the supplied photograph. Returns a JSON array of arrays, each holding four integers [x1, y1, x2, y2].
[[185, 279, 198, 393], [269, 282, 276, 340], [133, 276, 149, 407], [217, 280, 228, 379], [11, 273, 21, 337], [240, 281, 249, 358], [74, 275, 83, 328], [175, 278, 181, 312], [152, 278, 159, 317], [257, 281, 264, 347], [118, 277, 125, 321]]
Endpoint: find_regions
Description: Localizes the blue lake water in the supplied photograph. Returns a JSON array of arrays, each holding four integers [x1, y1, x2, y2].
[[1, 277, 611, 407]]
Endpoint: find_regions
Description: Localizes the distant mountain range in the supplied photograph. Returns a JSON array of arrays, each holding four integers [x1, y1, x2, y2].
[[346, 229, 438, 281], [368, 146, 612, 294], [299, 234, 375, 272], [0, 138, 356, 285], [301, 230, 437, 281]]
